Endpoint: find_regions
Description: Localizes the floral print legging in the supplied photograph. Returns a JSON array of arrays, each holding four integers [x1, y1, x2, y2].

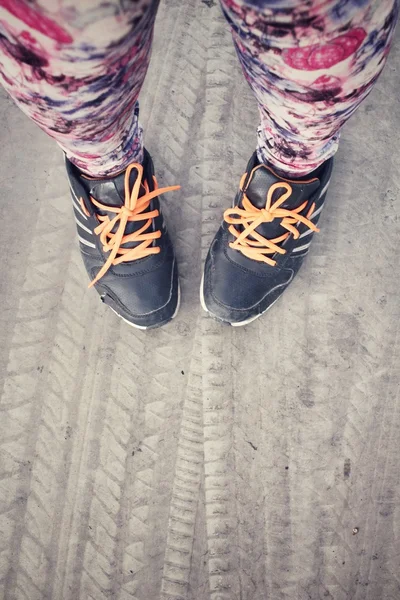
[[0, 0, 397, 178]]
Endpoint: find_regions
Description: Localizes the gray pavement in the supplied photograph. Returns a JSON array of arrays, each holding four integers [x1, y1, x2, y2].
[[1, 1, 400, 599]]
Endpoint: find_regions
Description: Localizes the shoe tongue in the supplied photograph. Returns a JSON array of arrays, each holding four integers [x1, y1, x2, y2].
[[81, 168, 138, 207], [81, 167, 151, 250], [243, 165, 321, 239]]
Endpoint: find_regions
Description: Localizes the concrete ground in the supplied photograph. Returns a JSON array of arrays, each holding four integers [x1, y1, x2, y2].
[[1, 2, 400, 599]]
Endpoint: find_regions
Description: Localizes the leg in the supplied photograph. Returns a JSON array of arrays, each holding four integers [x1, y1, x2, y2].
[[220, 0, 398, 177], [201, 0, 398, 326], [0, 0, 159, 177], [0, 0, 181, 329]]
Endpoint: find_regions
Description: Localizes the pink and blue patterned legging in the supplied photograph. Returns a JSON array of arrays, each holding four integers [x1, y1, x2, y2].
[[0, 0, 397, 178]]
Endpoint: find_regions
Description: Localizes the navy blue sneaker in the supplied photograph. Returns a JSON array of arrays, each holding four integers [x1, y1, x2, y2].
[[67, 149, 180, 330], [201, 153, 333, 326]]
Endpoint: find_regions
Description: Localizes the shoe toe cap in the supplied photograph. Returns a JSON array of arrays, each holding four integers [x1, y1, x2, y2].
[[95, 256, 179, 328], [203, 235, 292, 324]]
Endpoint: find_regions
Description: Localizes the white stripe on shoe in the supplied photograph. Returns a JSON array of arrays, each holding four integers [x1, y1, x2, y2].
[[310, 202, 324, 221], [75, 217, 92, 234], [78, 235, 96, 248], [292, 241, 312, 253], [69, 183, 88, 220], [296, 179, 329, 236], [319, 178, 331, 199], [299, 228, 314, 239]]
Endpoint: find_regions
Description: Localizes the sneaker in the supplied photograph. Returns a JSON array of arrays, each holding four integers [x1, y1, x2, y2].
[[66, 148, 180, 330], [201, 152, 333, 326]]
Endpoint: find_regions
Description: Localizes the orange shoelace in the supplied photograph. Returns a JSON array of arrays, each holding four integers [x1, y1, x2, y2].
[[224, 175, 319, 266], [81, 163, 180, 288]]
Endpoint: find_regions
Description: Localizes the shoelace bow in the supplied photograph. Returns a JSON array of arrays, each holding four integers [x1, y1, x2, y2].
[[81, 163, 180, 288], [224, 176, 319, 266]]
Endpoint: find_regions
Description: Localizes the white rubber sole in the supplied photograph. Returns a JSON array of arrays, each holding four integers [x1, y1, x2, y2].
[[108, 283, 181, 330], [200, 274, 279, 327]]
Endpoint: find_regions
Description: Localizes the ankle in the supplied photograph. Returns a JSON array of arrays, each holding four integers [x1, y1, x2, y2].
[[255, 151, 324, 181]]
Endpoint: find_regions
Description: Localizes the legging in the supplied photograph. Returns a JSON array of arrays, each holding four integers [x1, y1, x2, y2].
[[0, 0, 397, 178]]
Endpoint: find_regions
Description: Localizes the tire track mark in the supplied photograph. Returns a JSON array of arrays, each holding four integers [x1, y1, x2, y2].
[[152, 4, 208, 596], [112, 325, 190, 600], [76, 326, 148, 600], [0, 163, 79, 599], [200, 8, 242, 600], [160, 326, 203, 600], [11, 254, 100, 600], [111, 1, 206, 598], [0, 90, 54, 386], [187, 473, 209, 600], [53, 302, 119, 600]]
